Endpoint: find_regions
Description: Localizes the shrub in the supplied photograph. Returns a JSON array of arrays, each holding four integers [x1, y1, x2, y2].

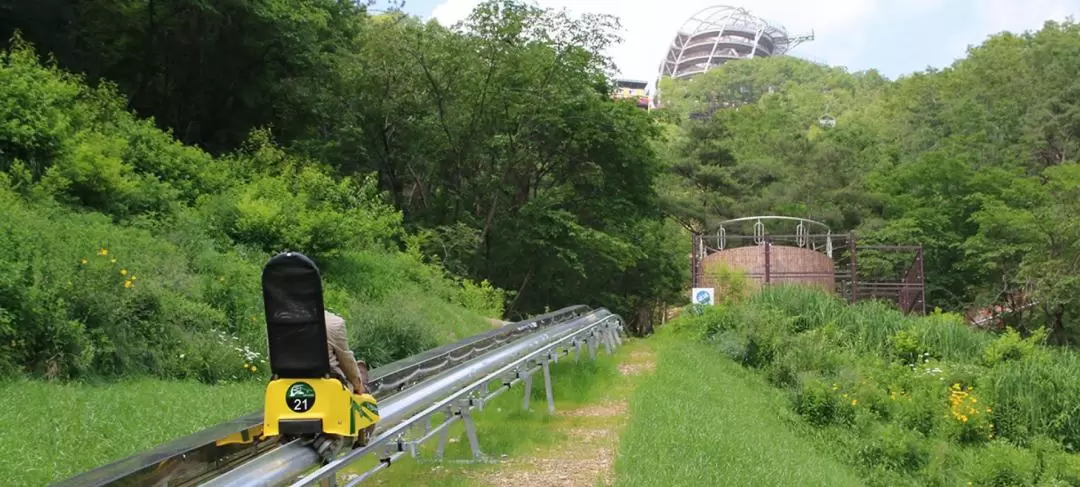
[[793, 374, 854, 426], [982, 327, 1049, 366]]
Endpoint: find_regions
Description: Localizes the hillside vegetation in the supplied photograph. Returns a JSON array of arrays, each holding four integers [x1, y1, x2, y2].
[[0, 37, 507, 381], [5, 1, 1080, 377], [617, 286, 1080, 485], [655, 19, 1080, 343], [2, 1, 1080, 485], [0, 0, 688, 330], [0, 0, 687, 382]]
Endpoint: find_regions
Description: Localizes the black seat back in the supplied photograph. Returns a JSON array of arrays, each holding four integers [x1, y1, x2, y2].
[[262, 251, 330, 378]]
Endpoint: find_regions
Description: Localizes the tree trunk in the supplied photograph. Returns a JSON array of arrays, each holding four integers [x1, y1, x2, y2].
[[631, 305, 653, 337]]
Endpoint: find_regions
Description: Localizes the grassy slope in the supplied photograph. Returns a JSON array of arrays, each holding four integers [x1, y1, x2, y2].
[[616, 285, 1080, 486], [0, 308, 495, 487], [615, 333, 864, 487], [0, 378, 263, 486]]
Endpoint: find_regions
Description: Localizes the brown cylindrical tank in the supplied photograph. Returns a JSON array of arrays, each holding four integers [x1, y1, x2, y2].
[[699, 245, 835, 297]]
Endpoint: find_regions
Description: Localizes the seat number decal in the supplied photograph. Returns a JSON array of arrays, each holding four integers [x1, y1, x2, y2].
[[286, 382, 316, 412]]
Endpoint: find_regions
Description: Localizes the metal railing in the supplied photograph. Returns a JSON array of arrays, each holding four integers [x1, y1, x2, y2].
[[202, 309, 623, 487]]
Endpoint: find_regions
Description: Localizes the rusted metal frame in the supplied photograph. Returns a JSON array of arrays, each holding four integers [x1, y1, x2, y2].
[[849, 232, 858, 304], [763, 236, 772, 284], [691, 233, 703, 288], [916, 248, 926, 315]]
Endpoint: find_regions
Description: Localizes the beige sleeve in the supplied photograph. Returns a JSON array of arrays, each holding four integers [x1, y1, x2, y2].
[[326, 313, 365, 393]]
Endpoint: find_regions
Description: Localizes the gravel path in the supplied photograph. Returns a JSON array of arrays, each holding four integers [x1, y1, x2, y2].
[[473, 344, 656, 486]]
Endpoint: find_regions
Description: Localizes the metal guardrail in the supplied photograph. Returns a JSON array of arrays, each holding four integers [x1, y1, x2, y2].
[[202, 308, 624, 487], [365, 305, 591, 397], [52, 305, 592, 487]]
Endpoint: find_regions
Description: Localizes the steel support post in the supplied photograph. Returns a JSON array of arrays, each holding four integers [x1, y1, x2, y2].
[[541, 359, 555, 415], [459, 402, 482, 459], [522, 368, 533, 410], [434, 406, 454, 459]]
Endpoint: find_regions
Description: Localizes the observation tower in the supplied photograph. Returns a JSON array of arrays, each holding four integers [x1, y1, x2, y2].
[[658, 6, 814, 81]]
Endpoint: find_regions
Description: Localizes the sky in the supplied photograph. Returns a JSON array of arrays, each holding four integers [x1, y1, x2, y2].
[[380, 0, 1078, 89]]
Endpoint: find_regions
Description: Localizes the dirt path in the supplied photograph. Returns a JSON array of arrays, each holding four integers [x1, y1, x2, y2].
[[472, 345, 656, 487]]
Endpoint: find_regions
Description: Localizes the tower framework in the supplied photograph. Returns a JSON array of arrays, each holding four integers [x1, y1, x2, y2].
[[659, 6, 814, 81]]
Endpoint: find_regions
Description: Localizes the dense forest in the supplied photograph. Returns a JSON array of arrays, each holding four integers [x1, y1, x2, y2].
[[0, 0, 1077, 382]]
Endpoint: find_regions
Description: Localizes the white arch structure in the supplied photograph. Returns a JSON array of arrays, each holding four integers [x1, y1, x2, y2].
[[658, 5, 814, 81]]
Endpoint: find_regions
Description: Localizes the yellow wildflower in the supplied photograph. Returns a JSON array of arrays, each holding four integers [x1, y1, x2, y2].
[[110, 258, 117, 264], [851, 399, 858, 406], [250, 366, 258, 372], [120, 269, 128, 276], [80, 258, 88, 265], [98, 248, 108, 256], [123, 280, 133, 289]]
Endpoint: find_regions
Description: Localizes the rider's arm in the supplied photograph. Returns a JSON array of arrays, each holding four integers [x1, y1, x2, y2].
[[325, 312, 366, 393]]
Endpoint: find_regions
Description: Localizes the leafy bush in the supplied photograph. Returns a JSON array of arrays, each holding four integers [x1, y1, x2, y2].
[[1, 36, 225, 220], [0, 183, 253, 380]]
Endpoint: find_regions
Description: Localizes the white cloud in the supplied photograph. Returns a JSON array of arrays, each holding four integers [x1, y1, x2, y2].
[[427, 0, 1079, 85], [429, 0, 479, 26]]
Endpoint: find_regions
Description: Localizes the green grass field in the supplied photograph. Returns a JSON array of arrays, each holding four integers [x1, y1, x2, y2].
[[0, 335, 628, 487], [17, 289, 1080, 487], [614, 334, 864, 487], [618, 286, 1080, 486], [0, 378, 263, 486]]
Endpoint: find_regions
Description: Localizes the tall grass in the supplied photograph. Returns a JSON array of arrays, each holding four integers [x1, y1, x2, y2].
[[665, 285, 1080, 485]]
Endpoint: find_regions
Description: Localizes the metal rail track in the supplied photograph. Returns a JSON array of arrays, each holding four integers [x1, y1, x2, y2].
[[52, 305, 591, 487], [204, 308, 623, 487]]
